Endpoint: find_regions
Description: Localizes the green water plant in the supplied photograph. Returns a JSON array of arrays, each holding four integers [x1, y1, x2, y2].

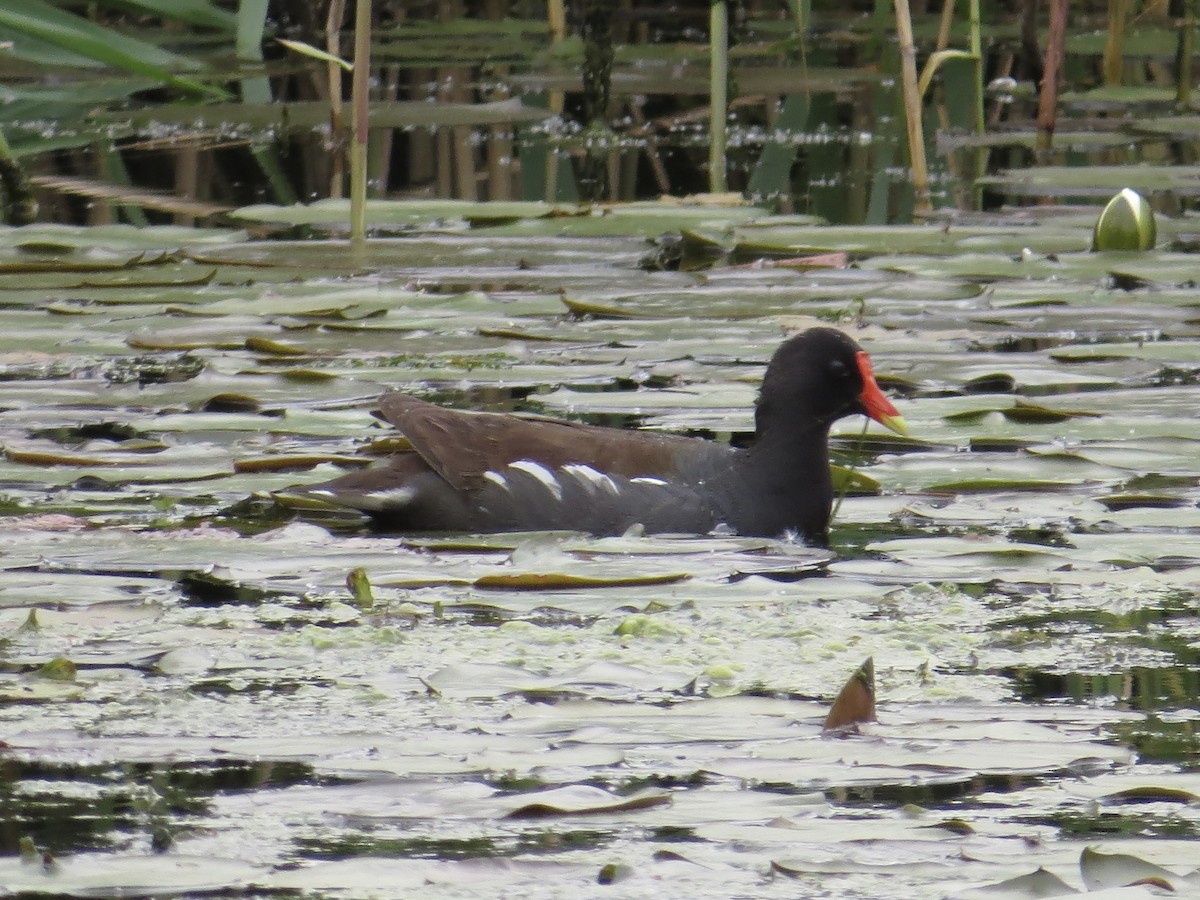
[[0, 0, 229, 99], [350, 0, 372, 245], [1091, 188, 1158, 252], [892, 0, 931, 216], [709, 0, 729, 193]]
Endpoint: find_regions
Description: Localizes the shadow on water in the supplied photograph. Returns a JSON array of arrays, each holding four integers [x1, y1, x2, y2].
[[1, 759, 317, 855]]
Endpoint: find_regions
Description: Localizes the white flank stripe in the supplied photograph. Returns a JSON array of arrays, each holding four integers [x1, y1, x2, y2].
[[509, 460, 563, 500], [564, 463, 619, 494], [630, 476, 668, 487], [483, 470, 509, 489], [364, 485, 417, 507]]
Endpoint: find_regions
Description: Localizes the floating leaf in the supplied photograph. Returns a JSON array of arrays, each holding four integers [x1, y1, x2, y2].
[[1004, 401, 1103, 424], [33, 656, 77, 681], [0, 678, 84, 702], [1097, 494, 1188, 511], [944, 400, 1102, 425], [960, 866, 1077, 898], [421, 661, 695, 700], [980, 163, 1200, 197], [962, 373, 1016, 394], [234, 454, 368, 474], [0, 854, 263, 896], [924, 478, 1077, 494], [830, 465, 882, 494], [474, 571, 688, 590], [1102, 786, 1200, 804], [502, 786, 671, 819], [4, 446, 116, 467], [245, 336, 311, 357], [1079, 846, 1183, 892], [199, 393, 262, 413]]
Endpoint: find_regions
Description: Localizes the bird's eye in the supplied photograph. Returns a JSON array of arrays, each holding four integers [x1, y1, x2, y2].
[[828, 359, 849, 378]]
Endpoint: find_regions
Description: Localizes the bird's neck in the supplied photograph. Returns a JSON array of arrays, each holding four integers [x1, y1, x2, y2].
[[739, 417, 836, 542], [751, 404, 833, 454]]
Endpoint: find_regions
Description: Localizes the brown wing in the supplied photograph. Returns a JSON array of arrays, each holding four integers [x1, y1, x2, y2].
[[377, 393, 709, 491]]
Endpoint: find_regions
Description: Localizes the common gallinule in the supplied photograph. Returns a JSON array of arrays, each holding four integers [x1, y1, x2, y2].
[[291, 328, 906, 543]]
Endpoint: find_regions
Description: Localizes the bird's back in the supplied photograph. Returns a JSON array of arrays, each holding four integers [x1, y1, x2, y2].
[[297, 394, 737, 535]]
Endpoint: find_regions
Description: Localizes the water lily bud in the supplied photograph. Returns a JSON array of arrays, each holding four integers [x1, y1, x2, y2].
[[1091, 188, 1157, 251]]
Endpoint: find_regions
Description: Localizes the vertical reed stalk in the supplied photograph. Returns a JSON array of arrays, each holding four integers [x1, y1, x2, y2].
[[350, 0, 371, 246], [892, 0, 932, 215], [936, 0, 954, 48], [1037, 0, 1069, 156], [709, 0, 729, 193], [968, 0, 985, 182], [326, 0, 347, 198], [1104, 0, 1129, 85], [545, 0, 566, 200]]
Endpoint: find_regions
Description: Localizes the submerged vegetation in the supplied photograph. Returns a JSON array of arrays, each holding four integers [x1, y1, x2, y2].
[[1, 1, 1199, 222]]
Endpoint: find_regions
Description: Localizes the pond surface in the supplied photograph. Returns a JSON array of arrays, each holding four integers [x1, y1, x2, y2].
[[1, 203, 1198, 897]]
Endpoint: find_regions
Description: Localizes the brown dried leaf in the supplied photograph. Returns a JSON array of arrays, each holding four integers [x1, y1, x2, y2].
[[822, 656, 876, 732]]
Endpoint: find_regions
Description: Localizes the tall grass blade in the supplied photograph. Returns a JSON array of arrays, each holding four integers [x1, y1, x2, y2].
[[0, 0, 224, 98]]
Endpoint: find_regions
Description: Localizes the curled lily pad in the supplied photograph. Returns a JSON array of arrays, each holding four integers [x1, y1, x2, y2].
[[474, 571, 689, 590], [823, 657, 876, 732], [198, 393, 262, 413], [958, 867, 1076, 898], [233, 454, 369, 474], [1080, 846, 1184, 892], [245, 336, 311, 357], [503, 786, 671, 819], [962, 373, 1017, 394], [945, 399, 1103, 425]]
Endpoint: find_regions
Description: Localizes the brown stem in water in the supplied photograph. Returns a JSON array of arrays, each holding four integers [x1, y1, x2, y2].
[[1037, 0, 1069, 158]]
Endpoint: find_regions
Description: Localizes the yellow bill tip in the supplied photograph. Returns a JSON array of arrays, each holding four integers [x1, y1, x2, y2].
[[879, 413, 909, 437]]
